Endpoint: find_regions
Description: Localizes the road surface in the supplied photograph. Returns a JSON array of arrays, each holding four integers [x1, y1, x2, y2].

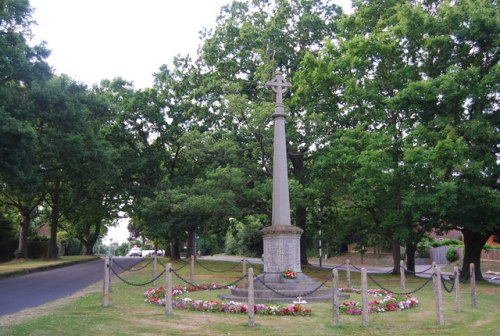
[[0, 257, 142, 316]]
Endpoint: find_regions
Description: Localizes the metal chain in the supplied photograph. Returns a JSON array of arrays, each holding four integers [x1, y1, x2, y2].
[[172, 262, 188, 272], [440, 276, 455, 293], [365, 272, 434, 295], [109, 265, 166, 286], [244, 260, 264, 272], [170, 268, 247, 289], [401, 265, 433, 275], [254, 274, 333, 298], [113, 258, 152, 272], [303, 262, 346, 271], [195, 259, 243, 273]]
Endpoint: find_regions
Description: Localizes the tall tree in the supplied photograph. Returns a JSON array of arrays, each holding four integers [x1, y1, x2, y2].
[[198, 0, 344, 264], [0, 0, 51, 258]]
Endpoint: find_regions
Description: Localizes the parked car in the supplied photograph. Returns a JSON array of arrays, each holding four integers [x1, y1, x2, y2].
[[127, 247, 142, 257]]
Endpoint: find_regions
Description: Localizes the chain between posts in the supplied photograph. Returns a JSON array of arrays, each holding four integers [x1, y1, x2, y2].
[[243, 260, 264, 272], [155, 258, 189, 272], [170, 268, 247, 289], [440, 276, 456, 293], [109, 265, 166, 286], [195, 259, 244, 273], [401, 265, 434, 275], [113, 258, 152, 272], [254, 274, 333, 298], [364, 271, 435, 295]]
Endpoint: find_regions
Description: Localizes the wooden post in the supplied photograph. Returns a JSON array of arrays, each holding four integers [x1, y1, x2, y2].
[[361, 268, 368, 327], [190, 255, 195, 283], [165, 263, 173, 316], [400, 260, 406, 293], [432, 265, 445, 325], [470, 263, 477, 309], [153, 254, 158, 287], [332, 269, 340, 326], [247, 267, 255, 327], [102, 256, 110, 307], [108, 256, 113, 292], [454, 266, 461, 313], [346, 259, 351, 289], [242, 259, 247, 288]]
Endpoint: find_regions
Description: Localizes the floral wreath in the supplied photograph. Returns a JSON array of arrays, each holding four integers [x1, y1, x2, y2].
[[281, 269, 297, 279]]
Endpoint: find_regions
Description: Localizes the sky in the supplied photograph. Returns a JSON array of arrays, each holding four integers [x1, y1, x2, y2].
[[29, 0, 351, 244]]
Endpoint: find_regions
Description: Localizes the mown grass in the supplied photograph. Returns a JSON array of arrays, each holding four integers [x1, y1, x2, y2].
[[0, 258, 499, 336], [0, 255, 99, 276]]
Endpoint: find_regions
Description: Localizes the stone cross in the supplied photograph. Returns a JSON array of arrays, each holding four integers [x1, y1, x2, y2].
[[266, 73, 291, 117]]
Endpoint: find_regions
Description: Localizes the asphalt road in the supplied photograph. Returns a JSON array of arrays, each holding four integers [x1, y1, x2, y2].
[[0, 257, 142, 316]]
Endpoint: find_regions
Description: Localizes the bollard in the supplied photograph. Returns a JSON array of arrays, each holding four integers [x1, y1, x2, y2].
[[361, 268, 368, 327], [332, 269, 339, 326], [454, 266, 461, 312], [242, 259, 247, 288], [400, 260, 406, 293], [470, 263, 477, 309], [102, 256, 110, 307], [165, 263, 173, 316], [109, 256, 113, 292], [432, 264, 445, 325], [190, 255, 195, 283], [153, 254, 157, 287], [346, 259, 351, 289], [247, 267, 255, 327]]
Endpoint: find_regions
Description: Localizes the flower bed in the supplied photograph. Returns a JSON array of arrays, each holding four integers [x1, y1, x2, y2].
[[144, 283, 312, 316], [338, 287, 419, 315]]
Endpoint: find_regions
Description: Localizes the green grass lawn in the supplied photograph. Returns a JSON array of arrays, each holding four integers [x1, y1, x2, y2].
[[0, 255, 99, 276], [1, 258, 499, 336]]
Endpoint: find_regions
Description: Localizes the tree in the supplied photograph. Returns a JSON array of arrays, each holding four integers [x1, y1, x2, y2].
[[298, 0, 499, 277], [0, 0, 52, 258], [198, 0, 345, 264]]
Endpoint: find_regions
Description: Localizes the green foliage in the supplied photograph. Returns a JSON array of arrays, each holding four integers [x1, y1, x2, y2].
[[198, 234, 224, 256], [484, 244, 500, 250], [224, 216, 264, 257], [431, 239, 464, 248], [446, 247, 459, 263]]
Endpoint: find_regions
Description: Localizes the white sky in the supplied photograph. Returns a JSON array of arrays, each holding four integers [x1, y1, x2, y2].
[[29, 0, 351, 244]]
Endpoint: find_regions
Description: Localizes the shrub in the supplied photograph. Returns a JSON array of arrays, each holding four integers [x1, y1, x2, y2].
[[431, 239, 463, 248], [446, 247, 459, 263]]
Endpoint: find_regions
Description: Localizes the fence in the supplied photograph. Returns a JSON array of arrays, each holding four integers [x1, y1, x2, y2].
[[101, 255, 478, 329], [428, 246, 500, 264]]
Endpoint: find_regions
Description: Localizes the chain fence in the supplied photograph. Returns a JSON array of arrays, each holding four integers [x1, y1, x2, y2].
[[254, 273, 333, 298], [195, 259, 244, 273], [113, 258, 152, 272], [109, 264, 166, 287], [170, 268, 247, 289]]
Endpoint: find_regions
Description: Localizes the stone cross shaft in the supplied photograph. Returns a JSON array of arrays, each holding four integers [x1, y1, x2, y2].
[[266, 73, 291, 226]]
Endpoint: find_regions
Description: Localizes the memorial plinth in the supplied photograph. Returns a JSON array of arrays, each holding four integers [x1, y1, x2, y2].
[[220, 74, 334, 302]]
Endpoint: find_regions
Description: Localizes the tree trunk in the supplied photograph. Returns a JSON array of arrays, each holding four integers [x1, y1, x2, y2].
[[296, 205, 310, 265], [406, 243, 416, 273], [186, 228, 196, 258], [85, 240, 94, 255], [17, 209, 31, 259], [171, 240, 181, 259], [49, 186, 60, 259], [460, 228, 488, 281], [391, 239, 401, 275]]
